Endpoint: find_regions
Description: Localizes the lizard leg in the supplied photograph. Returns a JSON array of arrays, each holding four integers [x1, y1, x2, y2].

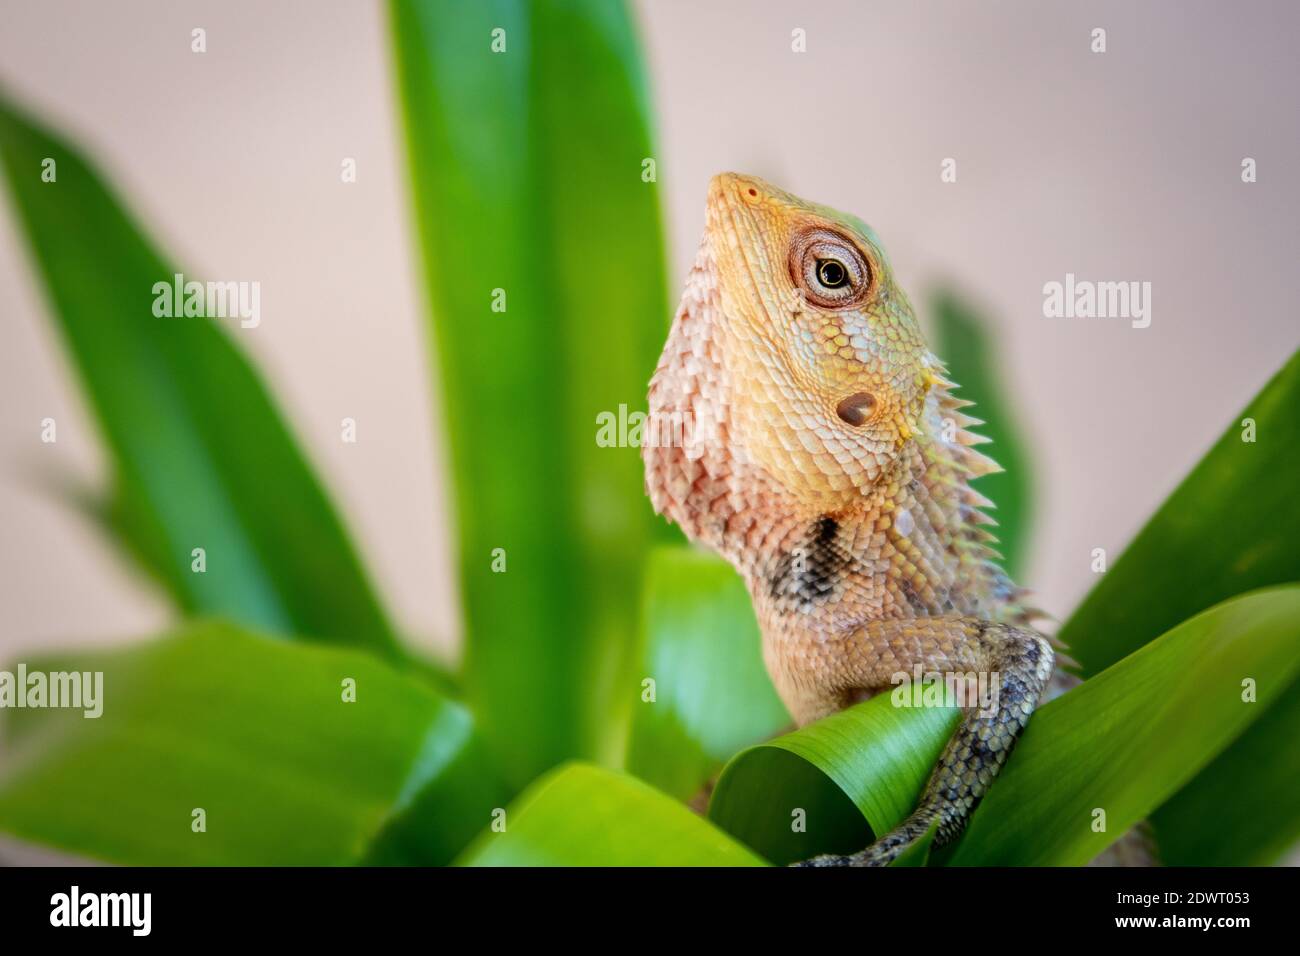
[[781, 616, 1054, 867]]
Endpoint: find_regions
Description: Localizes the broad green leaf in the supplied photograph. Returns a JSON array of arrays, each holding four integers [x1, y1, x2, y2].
[[1058, 349, 1300, 677], [624, 547, 789, 799], [1150, 674, 1300, 866], [0, 93, 403, 662], [708, 692, 960, 865], [456, 762, 765, 866], [1054, 349, 1300, 864], [703, 587, 1300, 867], [931, 290, 1033, 578], [945, 586, 1300, 865], [389, 0, 668, 783], [0, 622, 505, 865]]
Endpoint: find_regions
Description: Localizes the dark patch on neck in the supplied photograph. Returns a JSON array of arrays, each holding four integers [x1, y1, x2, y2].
[[768, 515, 851, 610], [813, 515, 838, 543]]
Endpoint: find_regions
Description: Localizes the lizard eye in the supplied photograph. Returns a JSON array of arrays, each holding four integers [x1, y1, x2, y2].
[[790, 229, 872, 308], [816, 258, 847, 288]]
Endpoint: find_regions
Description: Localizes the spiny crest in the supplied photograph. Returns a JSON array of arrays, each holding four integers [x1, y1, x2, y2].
[[924, 361, 1055, 631], [920, 360, 1025, 615]]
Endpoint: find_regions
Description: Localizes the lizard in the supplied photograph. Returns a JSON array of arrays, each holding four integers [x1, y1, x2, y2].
[[642, 173, 1055, 866]]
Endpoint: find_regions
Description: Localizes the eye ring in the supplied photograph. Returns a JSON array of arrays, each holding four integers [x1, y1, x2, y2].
[[788, 228, 874, 309]]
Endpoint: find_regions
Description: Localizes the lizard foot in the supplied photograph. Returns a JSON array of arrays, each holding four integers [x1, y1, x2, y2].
[[790, 824, 923, 867], [790, 853, 852, 868], [790, 624, 1053, 869]]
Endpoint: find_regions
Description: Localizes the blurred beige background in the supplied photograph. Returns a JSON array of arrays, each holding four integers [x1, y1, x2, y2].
[[1, 0, 1297, 663]]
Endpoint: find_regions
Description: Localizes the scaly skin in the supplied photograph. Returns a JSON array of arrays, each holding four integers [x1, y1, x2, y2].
[[642, 174, 1054, 866]]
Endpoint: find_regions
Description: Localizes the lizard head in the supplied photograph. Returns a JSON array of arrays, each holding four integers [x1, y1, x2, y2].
[[695, 173, 933, 507]]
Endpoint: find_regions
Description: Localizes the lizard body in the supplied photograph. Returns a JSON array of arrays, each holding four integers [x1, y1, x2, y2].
[[643, 174, 1054, 865]]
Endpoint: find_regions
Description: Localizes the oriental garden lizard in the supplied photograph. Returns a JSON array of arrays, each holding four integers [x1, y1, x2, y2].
[[643, 174, 1055, 866]]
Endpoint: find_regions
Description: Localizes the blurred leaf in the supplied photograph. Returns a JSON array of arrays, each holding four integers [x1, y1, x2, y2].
[[39, 468, 176, 599], [625, 547, 789, 799], [931, 290, 1033, 578], [390, 0, 667, 784], [0, 622, 506, 865], [0, 93, 403, 662], [70, 472, 460, 696], [456, 762, 764, 866], [1058, 349, 1300, 676], [708, 693, 960, 866], [945, 586, 1300, 865]]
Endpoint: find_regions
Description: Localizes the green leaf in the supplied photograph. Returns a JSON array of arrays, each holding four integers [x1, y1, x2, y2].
[[930, 290, 1033, 578], [1058, 349, 1300, 677], [1150, 673, 1300, 866], [708, 692, 960, 865], [945, 586, 1300, 865], [624, 547, 789, 799], [456, 762, 765, 866], [0, 621, 505, 865], [389, 0, 668, 783], [1054, 349, 1300, 864], [892, 818, 940, 867], [0, 93, 403, 662], [702, 587, 1300, 867]]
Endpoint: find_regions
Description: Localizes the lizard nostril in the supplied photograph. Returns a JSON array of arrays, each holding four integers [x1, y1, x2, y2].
[[836, 392, 877, 426]]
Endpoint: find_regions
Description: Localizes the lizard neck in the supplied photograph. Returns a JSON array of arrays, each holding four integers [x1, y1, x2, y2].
[[748, 433, 1015, 641], [644, 242, 1018, 641]]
